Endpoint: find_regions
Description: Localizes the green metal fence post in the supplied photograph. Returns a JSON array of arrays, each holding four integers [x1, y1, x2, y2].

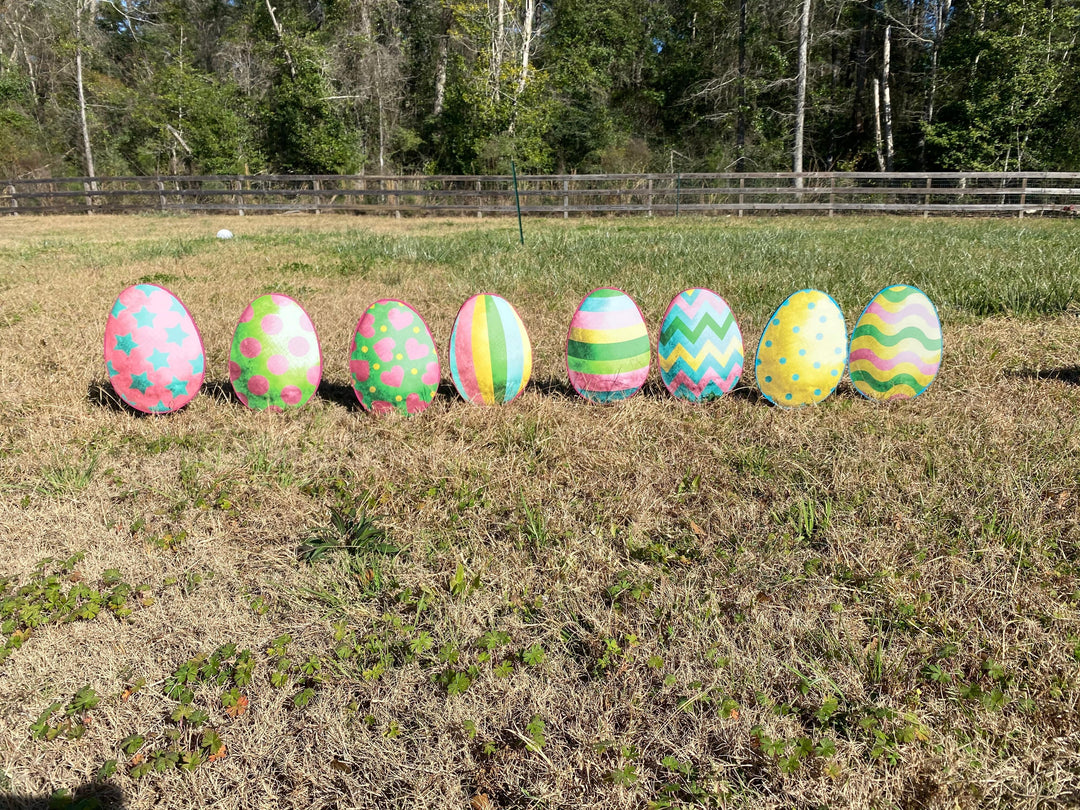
[[511, 160, 524, 245]]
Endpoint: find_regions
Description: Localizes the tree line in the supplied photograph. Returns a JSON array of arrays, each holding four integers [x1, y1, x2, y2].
[[0, 0, 1077, 181]]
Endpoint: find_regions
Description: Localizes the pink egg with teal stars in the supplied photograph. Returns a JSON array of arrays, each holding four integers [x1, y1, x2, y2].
[[103, 283, 205, 414], [229, 294, 322, 410]]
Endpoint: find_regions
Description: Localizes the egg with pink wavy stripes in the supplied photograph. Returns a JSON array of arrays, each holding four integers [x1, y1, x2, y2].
[[849, 285, 942, 401], [350, 299, 439, 415], [229, 294, 322, 410]]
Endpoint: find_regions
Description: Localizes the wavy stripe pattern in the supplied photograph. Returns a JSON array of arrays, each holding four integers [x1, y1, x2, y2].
[[567, 289, 649, 403], [849, 285, 942, 401], [657, 289, 743, 401]]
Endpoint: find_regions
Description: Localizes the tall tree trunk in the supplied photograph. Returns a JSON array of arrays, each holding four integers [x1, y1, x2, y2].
[[793, 0, 812, 186], [737, 0, 746, 171], [882, 24, 894, 171], [433, 35, 447, 116], [492, 0, 505, 102], [872, 77, 885, 171], [75, 0, 97, 195], [265, 0, 296, 78], [517, 0, 535, 96]]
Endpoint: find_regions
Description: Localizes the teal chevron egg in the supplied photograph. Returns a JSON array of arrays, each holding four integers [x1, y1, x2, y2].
[[658, 288, 743, 401]]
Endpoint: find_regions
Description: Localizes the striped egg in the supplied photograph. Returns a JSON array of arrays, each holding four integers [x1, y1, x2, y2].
[[755, 289, 847, 408], [229, 294, 321, 410], [849, 285, 942, 401], [658, 288, 743, 401], [351, 299, 439, 415], [449, 294, 532, 405], [103, 283, 205, 414], [566, 288, 650, 403]]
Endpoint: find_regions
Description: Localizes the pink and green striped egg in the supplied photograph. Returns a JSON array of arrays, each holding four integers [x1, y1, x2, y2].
[[229, 293, 322, 410]]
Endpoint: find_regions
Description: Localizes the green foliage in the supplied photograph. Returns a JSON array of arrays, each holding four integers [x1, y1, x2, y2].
[[928, 0, 1080, 170], [1, 556, 144, 665], [262, 44, 361, 174], [299, 503, 400, 595]]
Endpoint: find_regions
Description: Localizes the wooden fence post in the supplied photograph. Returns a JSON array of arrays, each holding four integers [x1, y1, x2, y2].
[[924, 177, 931, 219], [738, 176, 745, 218], [234, 179, 244, 216], [313, 178, 321, 215], [1019, 177, 1028, 219], [156, 179, 166, 211], [6, 185, 17, 216], [829, 175, 835, 217], [563, 178, 569, 219]]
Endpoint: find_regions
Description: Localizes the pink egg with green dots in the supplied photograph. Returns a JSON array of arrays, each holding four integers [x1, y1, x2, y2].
[[229, 294, 321, 410]]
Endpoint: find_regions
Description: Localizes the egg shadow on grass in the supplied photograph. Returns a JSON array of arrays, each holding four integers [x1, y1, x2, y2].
[[1005, 366, 1080, 386], [87, 379, 149, 417], [314, 380, 460, 410], [529, 376, 577, 400], [719, 381, 765, 404], [202, 378, 241, 406], [316, 380, 363, 410], [1, 780, 125, 809]]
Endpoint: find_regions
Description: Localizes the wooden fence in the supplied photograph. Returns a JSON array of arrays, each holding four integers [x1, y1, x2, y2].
[[2, 172, 1079, 217]]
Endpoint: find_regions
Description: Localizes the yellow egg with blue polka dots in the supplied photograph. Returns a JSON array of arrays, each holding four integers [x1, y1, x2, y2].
[[755, 289, 847, 408]]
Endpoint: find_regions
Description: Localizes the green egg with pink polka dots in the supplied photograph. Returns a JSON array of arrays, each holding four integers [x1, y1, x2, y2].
[[230, 293, 322, 411]]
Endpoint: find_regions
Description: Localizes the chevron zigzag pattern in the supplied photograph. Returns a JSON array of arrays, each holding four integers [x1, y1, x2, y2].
[[658, 289, 743, 401]]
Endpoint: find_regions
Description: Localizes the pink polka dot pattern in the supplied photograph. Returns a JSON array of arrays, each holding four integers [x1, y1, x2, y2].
[[350, 299, 439, 416], [261, 314, 283, 335], [230, 293, 322, 410]]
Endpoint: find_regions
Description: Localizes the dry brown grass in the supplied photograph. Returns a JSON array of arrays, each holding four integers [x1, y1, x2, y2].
[[0, 215, 1078, 809]]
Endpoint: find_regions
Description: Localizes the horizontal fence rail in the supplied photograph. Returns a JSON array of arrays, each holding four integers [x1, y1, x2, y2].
[[2, 172, 1079, 218]]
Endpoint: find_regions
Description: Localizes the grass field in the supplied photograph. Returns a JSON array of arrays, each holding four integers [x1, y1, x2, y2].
[[1, 214, 1079, 809]]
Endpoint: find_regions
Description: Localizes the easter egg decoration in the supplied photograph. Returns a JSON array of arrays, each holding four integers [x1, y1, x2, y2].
[[849, 285, 942, 401], [350, 299, 440, 415], [658, 288, 743, 401], [449, 294, 532, 405], [566, 288, 650, 403], [229, 294, 321, 410], [755, 289, 847, 408], [103, 283, 205, 414]]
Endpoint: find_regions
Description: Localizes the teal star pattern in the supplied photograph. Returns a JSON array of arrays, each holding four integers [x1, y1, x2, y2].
[[166, 378, 189, 398], [149, 400, 172, 413], [189, 355, 204, 375], [170, 298, 187, 316], [129, 372, 152, 393], [146, 348, 171, 370], [135, 284, 158, 296], [133, 307, 156, 328], [113, 333, 137, 355], [165, 323, 188, 345], [106, 360, 118, 378], [110, 300, 126, 319]]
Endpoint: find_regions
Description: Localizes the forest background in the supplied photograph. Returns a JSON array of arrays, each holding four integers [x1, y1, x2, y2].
[[0, 0, 1077, 182]]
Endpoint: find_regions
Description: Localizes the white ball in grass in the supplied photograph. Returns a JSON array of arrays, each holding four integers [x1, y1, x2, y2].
[[216, 228, 234, 240]]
